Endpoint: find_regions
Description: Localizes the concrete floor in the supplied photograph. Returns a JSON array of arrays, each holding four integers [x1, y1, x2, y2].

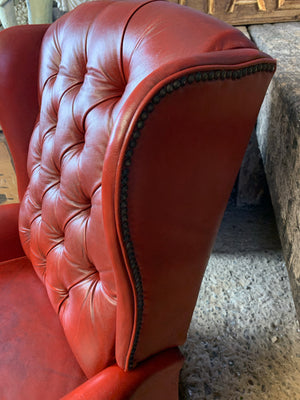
[[180, 202, 300, 400]]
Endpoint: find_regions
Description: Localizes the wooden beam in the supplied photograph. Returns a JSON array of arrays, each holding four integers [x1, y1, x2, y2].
[[169, 0, 300, 25]]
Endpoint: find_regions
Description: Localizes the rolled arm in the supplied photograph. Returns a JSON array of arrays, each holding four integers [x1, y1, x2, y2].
[[61, 348, 183, 400]]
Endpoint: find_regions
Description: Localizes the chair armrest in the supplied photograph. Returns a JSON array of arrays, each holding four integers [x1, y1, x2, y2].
[[61, 348, 183, 400], [0, 203, 24, 262]]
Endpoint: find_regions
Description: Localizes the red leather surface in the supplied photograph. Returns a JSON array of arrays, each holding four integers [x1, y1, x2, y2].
[[10, 0, 275, 386], [62, 348, 183, 400], [0, 203, 24, 262], [0, 256, 86, 399], [115, 66, 273, 368], [101, 1, 275, 369], [0, 24, 48, 200]]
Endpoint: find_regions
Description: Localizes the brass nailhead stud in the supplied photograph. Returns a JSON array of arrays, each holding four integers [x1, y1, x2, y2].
[[188, 74, 195, 84], [195, 72, 202, 82], [141, 112, 148, 121], [153, 95, 160, 104], [173, 80, 181, 89], [159, 87, 167, 97], [133, 131, 140, 139], [147, 103, 154, 112], [166, 84, 173, 93], [137, 120, 144, 129], [181, 76, 187, 85]]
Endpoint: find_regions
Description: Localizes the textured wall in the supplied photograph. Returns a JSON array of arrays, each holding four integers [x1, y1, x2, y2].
[[249, 22, 300, 321]]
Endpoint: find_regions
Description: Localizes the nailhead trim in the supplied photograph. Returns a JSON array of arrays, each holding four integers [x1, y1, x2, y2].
[[119, 62, 275, 370]]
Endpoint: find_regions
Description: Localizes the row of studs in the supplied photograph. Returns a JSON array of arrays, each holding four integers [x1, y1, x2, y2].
[[120, 62, 275, 369]]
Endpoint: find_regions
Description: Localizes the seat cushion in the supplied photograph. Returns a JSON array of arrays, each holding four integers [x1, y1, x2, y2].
[[0, 256, 87, 400]]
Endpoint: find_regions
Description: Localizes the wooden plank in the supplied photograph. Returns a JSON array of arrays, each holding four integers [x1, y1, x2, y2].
[[169, 0, 300, 25]]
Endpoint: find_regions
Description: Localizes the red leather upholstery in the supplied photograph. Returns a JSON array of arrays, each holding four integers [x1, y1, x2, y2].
[[0, 256, 86, 399], [0, 24, 48, 200], [61, 348, 183, 400], [0, 0, 275, 398], [0, 203, 24, 261], [0, 24, 48, 262]]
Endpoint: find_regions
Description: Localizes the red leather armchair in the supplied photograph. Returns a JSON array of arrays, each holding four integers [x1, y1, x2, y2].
[[0, 1, 275, 399]]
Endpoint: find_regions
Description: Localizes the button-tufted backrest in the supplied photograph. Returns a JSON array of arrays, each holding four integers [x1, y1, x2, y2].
[[19, 0, 275, 377]]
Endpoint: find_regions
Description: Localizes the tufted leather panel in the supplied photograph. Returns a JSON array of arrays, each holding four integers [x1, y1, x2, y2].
[[18, 0, 275, 378], [19, 0, 171, 377], [18, 1, 137, 377]]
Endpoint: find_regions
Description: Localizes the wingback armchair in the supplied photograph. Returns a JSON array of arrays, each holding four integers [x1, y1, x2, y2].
[[0, 1, 275, 399]]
